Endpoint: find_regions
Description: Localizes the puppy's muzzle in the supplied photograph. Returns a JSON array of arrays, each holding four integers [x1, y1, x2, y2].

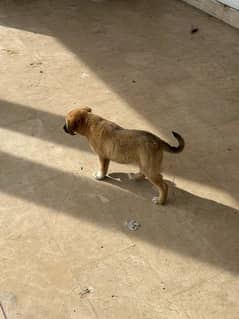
[[63, 123, 76, 135]]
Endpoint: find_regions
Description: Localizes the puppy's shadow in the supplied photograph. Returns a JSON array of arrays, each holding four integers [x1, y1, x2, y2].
[[103, 172, 174, 200]]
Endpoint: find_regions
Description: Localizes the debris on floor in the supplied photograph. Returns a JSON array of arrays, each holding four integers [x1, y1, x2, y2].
[[29, 61, 42, 67], [127, 220, 141, 231], [191, 27, 199, 34], [80, 72, 90, 79], [97, 194, 110, 203], [1, 48, 18, 55], [79, 287, 94, 298]]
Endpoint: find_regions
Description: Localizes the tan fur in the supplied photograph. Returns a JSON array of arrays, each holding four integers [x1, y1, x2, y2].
[[64, 107, 185, 205]]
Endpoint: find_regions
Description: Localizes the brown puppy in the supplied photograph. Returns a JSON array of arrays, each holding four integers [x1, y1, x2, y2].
[[63, 107, 184, 205]]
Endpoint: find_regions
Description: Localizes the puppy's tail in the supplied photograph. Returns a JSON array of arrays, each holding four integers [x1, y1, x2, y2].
[[162, 131, 185, 154]]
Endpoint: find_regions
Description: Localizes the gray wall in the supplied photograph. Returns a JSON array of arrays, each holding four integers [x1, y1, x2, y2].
[[182, 0, 239, 29]]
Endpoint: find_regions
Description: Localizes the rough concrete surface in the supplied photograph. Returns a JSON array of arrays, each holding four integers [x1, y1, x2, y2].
[[0, 0, 239, 318]]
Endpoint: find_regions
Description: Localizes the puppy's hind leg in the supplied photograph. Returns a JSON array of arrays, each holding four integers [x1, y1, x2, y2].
[[146, 173, 168, 205], [95, 156, 110, 180]]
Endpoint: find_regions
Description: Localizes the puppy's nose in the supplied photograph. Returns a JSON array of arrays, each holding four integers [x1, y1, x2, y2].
[[63, 124, 68, 133]]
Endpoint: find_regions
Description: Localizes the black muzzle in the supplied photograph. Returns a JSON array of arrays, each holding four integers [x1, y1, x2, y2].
[[63, 123, 76, 135]]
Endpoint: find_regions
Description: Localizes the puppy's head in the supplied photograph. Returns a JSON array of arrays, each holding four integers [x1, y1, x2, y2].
[[63, 107, 92, 136]]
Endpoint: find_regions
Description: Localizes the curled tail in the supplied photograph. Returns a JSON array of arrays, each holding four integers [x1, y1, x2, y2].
[[162, 131, 185, 154]]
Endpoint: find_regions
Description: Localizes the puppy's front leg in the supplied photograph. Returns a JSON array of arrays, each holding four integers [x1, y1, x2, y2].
[[95, 156, 110, 180]]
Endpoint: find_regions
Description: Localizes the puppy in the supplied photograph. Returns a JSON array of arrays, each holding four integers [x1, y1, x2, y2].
[[63, 107, 184, 205]]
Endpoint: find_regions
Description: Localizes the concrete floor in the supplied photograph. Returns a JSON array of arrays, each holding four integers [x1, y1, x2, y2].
[[0, 0, 239, 318]]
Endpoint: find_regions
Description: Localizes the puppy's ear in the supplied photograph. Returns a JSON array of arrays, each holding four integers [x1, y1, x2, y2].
[[70, 110, 89, 135], [82, 107, 92, 112]]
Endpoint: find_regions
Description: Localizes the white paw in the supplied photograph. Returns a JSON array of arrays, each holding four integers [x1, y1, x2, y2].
[[94, 172, 105, 181], [152, 196, 160, 205]]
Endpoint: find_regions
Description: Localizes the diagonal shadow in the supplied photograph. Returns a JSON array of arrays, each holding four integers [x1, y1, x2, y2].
[[0, 99, 91, 152], [0, 150, 239, 274]]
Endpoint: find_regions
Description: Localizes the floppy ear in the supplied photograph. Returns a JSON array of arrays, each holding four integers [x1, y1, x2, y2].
[[82, 107, 92, 112], [70, 111, 89, 135]]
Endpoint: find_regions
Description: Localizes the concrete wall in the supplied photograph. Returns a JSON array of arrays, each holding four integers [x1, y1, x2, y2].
[[182, 0, 239, 29]]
